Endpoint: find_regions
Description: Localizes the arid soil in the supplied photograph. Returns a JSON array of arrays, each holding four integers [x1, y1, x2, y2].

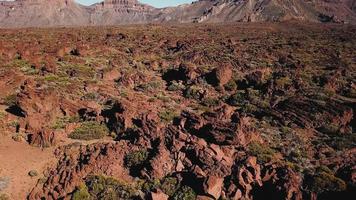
[[0, 22, 355, 200], [0, 136, 55, 199]]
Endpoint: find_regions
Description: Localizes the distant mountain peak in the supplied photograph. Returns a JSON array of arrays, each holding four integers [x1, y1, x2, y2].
[[0, 0, 354, 27]]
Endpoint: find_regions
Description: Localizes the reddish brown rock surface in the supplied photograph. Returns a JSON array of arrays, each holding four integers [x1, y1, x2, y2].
[[0, 23, 355, 200]]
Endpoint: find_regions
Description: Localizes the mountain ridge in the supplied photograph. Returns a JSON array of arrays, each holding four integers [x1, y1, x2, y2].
[[0, 0, 355, 27]]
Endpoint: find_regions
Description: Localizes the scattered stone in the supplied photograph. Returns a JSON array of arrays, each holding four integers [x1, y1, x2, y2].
[[210, 64, 233, 86], [150, 190, 169, 200], [0, 177, 10, 191], [28, 170, 39, 177], [203, 176, 224, 199]]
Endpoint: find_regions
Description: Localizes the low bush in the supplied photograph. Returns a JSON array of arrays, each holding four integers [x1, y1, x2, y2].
[[201, 97, 220, 107], [184, 85, 203, 100], [308, 167, 347, 193], [167, 80, 185, 91], [124, 149, 149, 168], [141, 178, 161, 193], [0, 194, 9, 200], [72, 184, 91, 200], [0, 111, 6, 120], [228, 91, 247, 106], [85, 175, 138, 199], [160, 177, 179, 196], [2, 94, 17, 107], [248, 142, 276, 164], [224, 79, 237, 91], [69, 121, 109, 140], [52, 115, 80, 130], [172, 186, 196, 200], [134, 81, 161, 92], [158, 109, 179, 123]]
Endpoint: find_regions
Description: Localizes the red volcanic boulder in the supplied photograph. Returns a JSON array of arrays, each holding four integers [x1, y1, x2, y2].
[[203, 176, 224, 199], [27, 128, 55, 148], [150, 190, 169, 200], [226, 157, 262, 200], [211, 64, 233, 86], [148, 144, 174, 179]]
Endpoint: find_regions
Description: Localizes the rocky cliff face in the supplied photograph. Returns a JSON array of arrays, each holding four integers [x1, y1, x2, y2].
[[0, 0, 90, 28], [156, 0, 356, 23], [88, 0, 156, 25], [0, 0, 355, 27]]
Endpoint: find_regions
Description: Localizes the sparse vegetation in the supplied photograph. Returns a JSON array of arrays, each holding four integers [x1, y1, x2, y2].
[[167, 80, 185, 91], [158, 108, 179, 123], [184, 85, 203, 100], [51, 115, 80, 130], [224, 79, 237, 91], [160, 177, 179, 196], [2, 94, 17, 107], [69, 121, 109, 140], [172, 186, 196, 200], [124, 149, 149, 168], [72, 184, 91, 200], [0, 194, 9, 200], [248, 142, 276, 164], [0, 23, 355, 200], [85, 175, 138, 199], [0, 111, 6, 120], [307, 167, 347, 194]]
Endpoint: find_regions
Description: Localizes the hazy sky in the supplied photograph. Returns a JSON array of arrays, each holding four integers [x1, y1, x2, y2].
[[75, 0, 195, 8]]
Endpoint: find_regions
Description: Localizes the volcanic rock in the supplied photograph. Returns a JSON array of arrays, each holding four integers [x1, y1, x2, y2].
[[203, 176, 224, 199]]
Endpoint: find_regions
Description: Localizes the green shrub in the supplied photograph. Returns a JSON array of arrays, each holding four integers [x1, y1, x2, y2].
[[83, 92, 99, 101], [184, 85, 203, 100], [0, 111, 6, 120], [141, 178, 161, 193], [69, 121, 109, 140], [172, 186, 196, 200], [309, 167, 347, 193], [201, 97, 220, 107], [124, 149, 149, 168], [72, 184, 91, 200], [329, 133, 356, 150], [41, 75, 70, 87], [155, 93, 171, 103], [224, 79, 237, 91], [85, 175, 137, 199], [2, 94, 17, 107], [275, 77, 292, 89], [8, 120, 19, 128], [12, 133, 25, 142], [319, 123, 340, 135], [8, 59, 38, 75], [167, 81, 185, 91], [228, 91, 247, 106], [160, 177, 179, 196], [51, 115, 80, 130], [240, 103, 259, 113], [0, 194, 9, 200], [135, 81, 161, 92], [248, 142, 276, 164], [158, 109, 179, 123]]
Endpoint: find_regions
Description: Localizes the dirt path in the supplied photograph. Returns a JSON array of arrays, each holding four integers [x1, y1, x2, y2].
[[0, 136, 55, 200]]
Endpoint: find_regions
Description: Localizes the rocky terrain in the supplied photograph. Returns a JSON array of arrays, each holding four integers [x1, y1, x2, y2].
[[0, 0, 355, 27], [0, 22, 355, 199]]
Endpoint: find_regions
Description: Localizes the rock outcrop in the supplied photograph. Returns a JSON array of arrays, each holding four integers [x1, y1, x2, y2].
[[0, 0, 355, 27]]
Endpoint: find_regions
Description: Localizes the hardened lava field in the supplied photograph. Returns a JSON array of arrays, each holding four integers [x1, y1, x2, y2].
[[0, 22, 355, 200]]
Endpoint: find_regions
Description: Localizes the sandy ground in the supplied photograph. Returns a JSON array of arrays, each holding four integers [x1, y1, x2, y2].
[[0, 135, 55, 200]]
